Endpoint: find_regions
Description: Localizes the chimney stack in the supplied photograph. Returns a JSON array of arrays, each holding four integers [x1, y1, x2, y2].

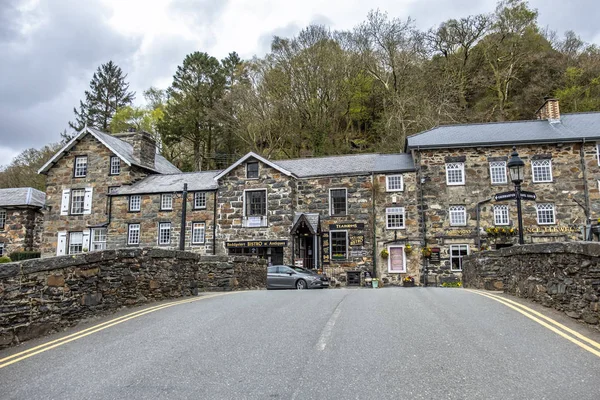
[[535, 97, 560, 122], [113, 131, 156, 169]]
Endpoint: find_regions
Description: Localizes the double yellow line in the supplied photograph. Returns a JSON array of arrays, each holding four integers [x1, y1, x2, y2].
[[467, 289, 600, 358], [0, 292, 239, 369]]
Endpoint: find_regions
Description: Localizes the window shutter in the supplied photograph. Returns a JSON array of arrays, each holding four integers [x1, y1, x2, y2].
[[60, 189, 71, 215], [83, 187, 94, 215], [82, 230, 91, 251], [57, 231, 67, 256]]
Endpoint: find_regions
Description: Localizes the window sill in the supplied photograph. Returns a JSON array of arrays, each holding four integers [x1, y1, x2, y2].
[[531, 180, 554, 184], [386, 227, 406, 230], [159, 209, 173, 212], [192, 207, 207, 211], [386, 189, 404, 193], [387, 270, 407, 274]]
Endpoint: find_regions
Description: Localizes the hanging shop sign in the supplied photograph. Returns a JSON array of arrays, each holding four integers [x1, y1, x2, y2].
[[225, 240, 288, 248], [349, 235, 365, 246], [321, 232, 330, 264], [329, 222, 364, 230]]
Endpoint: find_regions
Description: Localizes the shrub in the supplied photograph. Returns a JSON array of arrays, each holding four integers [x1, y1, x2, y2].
[[0, 256, 12, 263], [8, 251, 41, 261]]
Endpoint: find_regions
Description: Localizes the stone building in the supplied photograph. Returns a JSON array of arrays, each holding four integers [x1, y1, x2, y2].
[[37, 127, 180, 257], [407, 99, 600, 283], [0, 187, 45, 257]]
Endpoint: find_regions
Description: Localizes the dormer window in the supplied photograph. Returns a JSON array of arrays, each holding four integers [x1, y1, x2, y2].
[[246, 162, 259, 179]]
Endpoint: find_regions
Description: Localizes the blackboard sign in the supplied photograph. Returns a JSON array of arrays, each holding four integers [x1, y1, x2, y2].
[[429, 247, 441, 264], [321, 232, 330, 264]]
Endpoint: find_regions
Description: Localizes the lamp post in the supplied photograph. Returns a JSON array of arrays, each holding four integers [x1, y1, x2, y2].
[[507, 147, 525, 245]]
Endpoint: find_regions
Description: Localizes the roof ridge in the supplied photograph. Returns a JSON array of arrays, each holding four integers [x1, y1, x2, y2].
[[143, 169, 223, 178], [275, 152, 409, 163]]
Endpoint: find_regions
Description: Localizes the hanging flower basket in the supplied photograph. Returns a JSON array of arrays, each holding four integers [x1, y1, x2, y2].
[[380, 249, 389, 259], [404, 244, 413, 254], [421, 246, 432, 258]]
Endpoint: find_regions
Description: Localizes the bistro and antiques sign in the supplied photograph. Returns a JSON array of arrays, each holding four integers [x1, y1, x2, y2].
[[225, 240, 288, 248], [329, 222, 364, 230]]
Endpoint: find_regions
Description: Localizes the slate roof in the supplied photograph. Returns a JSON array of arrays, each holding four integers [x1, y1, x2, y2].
[[292, 212, 320, 234], [406, 112, 600, 150], [0, 188, 46, 208], [114, 170, 221, 195], [274, 153, 415, 178], [38, 127, 181, 175]]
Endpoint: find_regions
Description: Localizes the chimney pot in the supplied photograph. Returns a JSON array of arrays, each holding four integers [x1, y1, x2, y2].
[[535, 98, 560, 122]]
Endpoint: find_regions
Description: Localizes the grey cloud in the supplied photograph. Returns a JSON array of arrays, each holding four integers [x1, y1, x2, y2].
[[0, 0, 21, 41], [0, 0, 142, 150], [530, 0, 600, 44], [257, 22, 301, 54]]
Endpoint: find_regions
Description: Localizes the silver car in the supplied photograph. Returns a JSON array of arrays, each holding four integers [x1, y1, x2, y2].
[[267, 265, 323, 290]]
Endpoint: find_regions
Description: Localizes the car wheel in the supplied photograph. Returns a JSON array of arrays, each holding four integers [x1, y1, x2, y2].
[[296, 279, 307, 290]]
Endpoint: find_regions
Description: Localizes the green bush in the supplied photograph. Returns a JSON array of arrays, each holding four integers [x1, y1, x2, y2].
[[8, 251, 41, 261], [0, 256, 12, 263]]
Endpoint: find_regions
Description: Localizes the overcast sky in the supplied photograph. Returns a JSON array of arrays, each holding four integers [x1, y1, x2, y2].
[[1, 0, 599, 165]]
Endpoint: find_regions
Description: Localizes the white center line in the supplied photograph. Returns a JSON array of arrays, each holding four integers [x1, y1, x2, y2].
[[316, 298, 345, 351]]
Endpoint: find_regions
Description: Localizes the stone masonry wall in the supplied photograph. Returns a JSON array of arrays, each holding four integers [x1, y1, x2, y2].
[[0, 248, 267, 348], [416, 143, 589, 283], [0, 208, 43, 255], [462, 242, 600, 331], [108, 191, 216, 254], [217, 159, 295, 262], [42, 133, 149, 256]]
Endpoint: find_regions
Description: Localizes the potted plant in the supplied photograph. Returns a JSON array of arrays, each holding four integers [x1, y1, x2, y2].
[[403, 275, 415, 287], [421, 246, 432, 258], [404, 244, 413, 254], [380, 249, 389, 259]]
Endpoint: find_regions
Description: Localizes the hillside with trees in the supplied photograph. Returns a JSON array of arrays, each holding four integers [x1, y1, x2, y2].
[[1, 0, 599, 187]]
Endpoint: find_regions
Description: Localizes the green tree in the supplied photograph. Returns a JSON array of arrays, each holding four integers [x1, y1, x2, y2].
[[69, 61, 135, 132], [160, 52, 226, 171], [0, 143, 63, 190]]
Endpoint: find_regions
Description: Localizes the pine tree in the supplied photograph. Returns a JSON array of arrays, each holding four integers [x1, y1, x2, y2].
[[69, 61, 135, 132]]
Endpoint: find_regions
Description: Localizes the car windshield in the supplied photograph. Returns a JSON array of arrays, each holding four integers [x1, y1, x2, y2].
[[291, 267, 316, 274]]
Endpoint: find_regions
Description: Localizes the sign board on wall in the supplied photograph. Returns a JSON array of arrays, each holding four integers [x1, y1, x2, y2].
[[350, 235, 364, 246], [321, 232, 330, 264], [225, 240, 288, 248], [429, 247, 441, 264], [329, 222, 364, 230]]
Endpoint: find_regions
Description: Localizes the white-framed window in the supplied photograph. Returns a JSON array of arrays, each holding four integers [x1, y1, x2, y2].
[[450, 244, 469, 271], [386, 207, 405, 229], [70, 189, 86, 215], [194, 192, 207, 209], [0, 242, 4, 256], [597, 144, 600, 166], [449, 205, 467, 226], [387, 245, 406, 273], [68, 232, 83, 254], [161, 194, 173, 211], [386, 175, 404, 192], [531, 159, 552, 182], [191, 222, 206, 245], [92, 228, 107, 251], [158, 222, 171, 245], [74, 156, 88, 177], [489, 161, 507, 184], [445, 162, 465, 185], [536, 203, 555, 225], [110, 156, 121, 175], [0, 209, 6, 230], [128, 224, 140, 245], [493, 205, 509, 226], [329, 188, 347, 216], [243, 189, 267, 227], [246, 162, 259, 179], [330, 230, 348, 261], [129, 195, 141, 212]]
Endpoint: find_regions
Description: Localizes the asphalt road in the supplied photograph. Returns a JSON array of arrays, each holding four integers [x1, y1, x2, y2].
[[1, 288, 599, 400]]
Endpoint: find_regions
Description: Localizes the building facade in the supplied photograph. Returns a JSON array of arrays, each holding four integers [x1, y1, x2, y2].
[[0, 188, 45, 257], [34, 99, 600, 286]]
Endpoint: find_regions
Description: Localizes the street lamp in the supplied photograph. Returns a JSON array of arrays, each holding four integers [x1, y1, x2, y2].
[[507, 147, 525, 244]]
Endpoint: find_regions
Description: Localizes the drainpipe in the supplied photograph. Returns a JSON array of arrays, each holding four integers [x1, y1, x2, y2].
[[372, 171, 377, 278], [179, 183, 188, 251], [415, 148, 428, 286], [476, 198, 492, 249], [212, 189, 217, 255], [579, 139, 591, 237]]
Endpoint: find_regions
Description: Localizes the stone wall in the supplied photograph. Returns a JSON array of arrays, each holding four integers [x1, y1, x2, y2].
[[41, 133, 150, 256], [0, 248, 266, 348], [0, 208, 43, 255], [108, 191, 216, 254], [416, 143, 590, 283], [217, 159, 295, 262], [462, 242, 600, 330]]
